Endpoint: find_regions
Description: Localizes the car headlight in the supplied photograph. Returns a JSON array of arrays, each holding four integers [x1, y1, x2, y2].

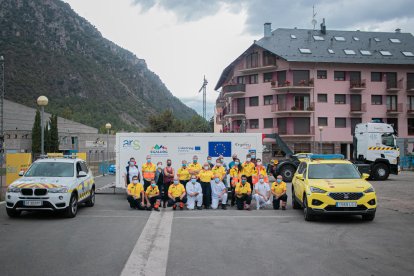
[[7, 186, 21, 193], [309, 186, 327, 193], [364, 187, 375, 193], [48, 187, 68, 193]]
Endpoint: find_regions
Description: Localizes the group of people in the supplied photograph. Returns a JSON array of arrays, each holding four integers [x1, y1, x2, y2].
[[124, 154, 288, 211]]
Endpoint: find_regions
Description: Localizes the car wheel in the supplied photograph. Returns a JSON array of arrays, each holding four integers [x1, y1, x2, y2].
[[372, 163, 389, 181], [65, 193, 78, 218], [303, 195, 315, 221], [6, 208, 21, 218], [280, 165, 296, 182], [362, 213, 375, 221], [291, 187, 301, 209], [85, 187, 95, 207]]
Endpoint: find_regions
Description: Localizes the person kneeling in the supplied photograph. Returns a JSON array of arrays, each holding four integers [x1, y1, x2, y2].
[[145, 179, 161, 211], [235, 175, 252, 210], [271, 175, 288, 210], [253, 175, 271, 210], [186, 175, 203, 210], [127, 176, 145, 210], [211, 174, 228, 210], [168, 177, 187, 210]]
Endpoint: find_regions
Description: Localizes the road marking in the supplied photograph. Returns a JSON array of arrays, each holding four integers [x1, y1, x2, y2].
[[121, 211, 173, 276], [77, 215, 148, 218], [174, 215, 296, 219]]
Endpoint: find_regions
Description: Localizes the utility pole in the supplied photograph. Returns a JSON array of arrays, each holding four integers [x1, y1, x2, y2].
[[198, 76, 208, 120]]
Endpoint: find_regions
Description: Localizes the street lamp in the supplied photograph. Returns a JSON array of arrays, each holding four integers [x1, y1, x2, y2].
[[105, 123, 111, 176], [37, 96, 49, 156], [318, 126, 323, 154]]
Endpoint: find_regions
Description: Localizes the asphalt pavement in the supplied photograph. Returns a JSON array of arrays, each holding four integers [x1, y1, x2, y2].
[[0, 173, 413, 276]]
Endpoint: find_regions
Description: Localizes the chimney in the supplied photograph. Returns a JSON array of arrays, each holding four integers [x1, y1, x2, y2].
[[395, 28, 401, 33], [320, 18, 326, 34], [264, 23, 271, 38]]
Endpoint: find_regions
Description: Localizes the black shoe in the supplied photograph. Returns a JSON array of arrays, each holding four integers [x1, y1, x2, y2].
[[154, 207, 160, 212], [146, 207, 152, 211], [221, 205, 227, 210], [274, 207, 279, 210], [163, 202, 166, 208], [282, 206, 286, 210], [205, 206, 210, 209], [197, 206, 202, 210]]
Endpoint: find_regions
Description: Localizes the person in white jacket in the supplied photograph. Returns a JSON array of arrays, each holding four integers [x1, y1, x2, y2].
[[211, 174, 228, 210], [253, 174, 271, 210], [186, 175, 203, 210]]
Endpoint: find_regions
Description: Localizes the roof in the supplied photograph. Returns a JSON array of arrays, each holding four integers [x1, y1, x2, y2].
[[256, 28, 414, 65]]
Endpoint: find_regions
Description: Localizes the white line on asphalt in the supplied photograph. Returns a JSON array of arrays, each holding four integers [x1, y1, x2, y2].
[[77, 215, 149, 218], [174, 215, 296, 219], [121, 211, 173, 276]]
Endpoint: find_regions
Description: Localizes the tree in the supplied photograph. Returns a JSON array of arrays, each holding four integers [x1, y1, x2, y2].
[[50, 114, 59, 152], [144, 110, 212, 133], [31, 110, 41, 153]]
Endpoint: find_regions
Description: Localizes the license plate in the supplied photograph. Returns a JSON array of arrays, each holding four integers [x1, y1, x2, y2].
[[336, 202, 357, 207], [24, 200, 42, 206]]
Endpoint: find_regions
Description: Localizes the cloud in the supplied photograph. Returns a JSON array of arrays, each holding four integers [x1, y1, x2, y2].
[[131, 0, 414, 34]]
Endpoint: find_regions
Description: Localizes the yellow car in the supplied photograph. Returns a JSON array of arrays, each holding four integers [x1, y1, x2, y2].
[[292, 154, 377, 221]]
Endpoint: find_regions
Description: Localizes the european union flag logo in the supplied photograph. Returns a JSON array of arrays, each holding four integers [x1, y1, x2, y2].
[[208, 141, 232, 157]]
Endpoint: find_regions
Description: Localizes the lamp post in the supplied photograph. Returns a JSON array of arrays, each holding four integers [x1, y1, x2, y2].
[[37, 96, 49, 156], [0, 56, 4, 199], [105, 123, 111, 176], [319, 126, 323, 154]]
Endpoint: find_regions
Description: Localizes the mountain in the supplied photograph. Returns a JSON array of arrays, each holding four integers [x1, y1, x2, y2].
[[0, 0, 199, 131]]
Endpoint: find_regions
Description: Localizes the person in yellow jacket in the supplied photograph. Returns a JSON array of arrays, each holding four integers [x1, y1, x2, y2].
[[235, 175, 252, 210], [252, 158, 268, 185], [229, 158, 242, 206], [271, 175, 288, 210], [168, 177, 187, 210], [241, 154, 255, 190], [212, 159, 226, 181], [177, 160, 191, 185], [188, 155, 202, 176], [127, 175, 145, 210], [145, 179, 161, 211], [142, 155, 156, 190], [198, 162, 214, 209]]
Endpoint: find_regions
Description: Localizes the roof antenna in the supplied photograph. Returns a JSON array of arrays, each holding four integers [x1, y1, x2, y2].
[[311, 5, 317, 30]]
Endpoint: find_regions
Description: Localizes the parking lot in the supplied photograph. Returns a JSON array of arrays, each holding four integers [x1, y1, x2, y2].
[[0, 173, 413, 276]]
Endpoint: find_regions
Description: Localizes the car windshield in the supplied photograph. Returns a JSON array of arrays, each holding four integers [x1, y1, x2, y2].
[[25, 162, 74, 177], [308, 163, 361, 179]]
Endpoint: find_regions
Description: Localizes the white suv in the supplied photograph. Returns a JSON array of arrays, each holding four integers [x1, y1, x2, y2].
[[5, 158, 95, 218]]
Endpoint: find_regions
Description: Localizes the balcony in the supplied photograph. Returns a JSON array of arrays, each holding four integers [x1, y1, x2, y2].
[[350, 103, 367, 115], [271, 103, 314, 116], [222, 83, 246, 98], [273, 126, 315, 138], [238, 64, 278, 74], [349, 80, 366, 92], [386, 78, 403, 92], [222, 125, 245, 133], [216, 114, 225, 124], [215, 93, 226, 109], [386, 103, 403, 115], [407, 85, 414, 94], [271, 79, 314, 92], [223, 106, 246, 119]]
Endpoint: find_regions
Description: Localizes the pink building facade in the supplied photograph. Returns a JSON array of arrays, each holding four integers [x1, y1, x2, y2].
[[215, 24, 414, 158]]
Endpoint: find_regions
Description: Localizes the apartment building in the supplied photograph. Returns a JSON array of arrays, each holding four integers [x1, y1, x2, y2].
[[214, 22, 414, 158]]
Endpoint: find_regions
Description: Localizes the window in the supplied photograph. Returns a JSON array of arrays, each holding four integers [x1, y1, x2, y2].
[[381, 133, 396, 147], [290, 34, 297, 39], [328, 49, 335, 54], [408, 119, 414, 135], [389, 38, 401, 43], [317, 70, 327, 79], [371, 95, 383, 105], [334, 36, 346, 41], [334, 71, 345, 81], [344, 49, 356, 55], [318, 117, 328, 126], [248, 74, 258, 84], [360, 50, 372, 56], [249, 96, 259, 106], [335, 94, 346, 104], [246, 52, 259, 68], [408, 96, 414, 111], [374, 37, 381, 42], [237, 76, 245, 84], [299, 48, 311, 54], [386, 95, 398, 111], [317, 94, 328, 103], [353, 37, 359, 41], [408, 73, 414, 90], [380, 51, 392, 56], [371, 72, 382, 82], [313, 35, 325, 41], [386, 118, 398, 133], [335, 118, 347, 128], [263, 72, 273, 83], [263, 51, 276, 66], [402, 51, 414, 57], [249, 119, 259, 129], [263, 95, 273, 105], [263, 118, 273, 128]]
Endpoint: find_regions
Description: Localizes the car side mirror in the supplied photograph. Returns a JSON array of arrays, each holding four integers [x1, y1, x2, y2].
[[295, 174, 304, 181], [18, 170, 25, 176], [77, 171, 87, 178], [362, 173, 370, 180]]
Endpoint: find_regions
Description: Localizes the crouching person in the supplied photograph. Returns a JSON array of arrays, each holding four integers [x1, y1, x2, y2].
[[168, 176, 187, 210], [186, 175, 203, 210], [145, 179, 161, 211], [253, 174, 271, 210], [127, 175, 145, 210], [235, 175, 252, 210], [271, 175, 287, 210], [211, 174, 228, 210]]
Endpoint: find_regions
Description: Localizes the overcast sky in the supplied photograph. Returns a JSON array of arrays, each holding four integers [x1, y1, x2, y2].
[[64, 0, 414, 118]]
